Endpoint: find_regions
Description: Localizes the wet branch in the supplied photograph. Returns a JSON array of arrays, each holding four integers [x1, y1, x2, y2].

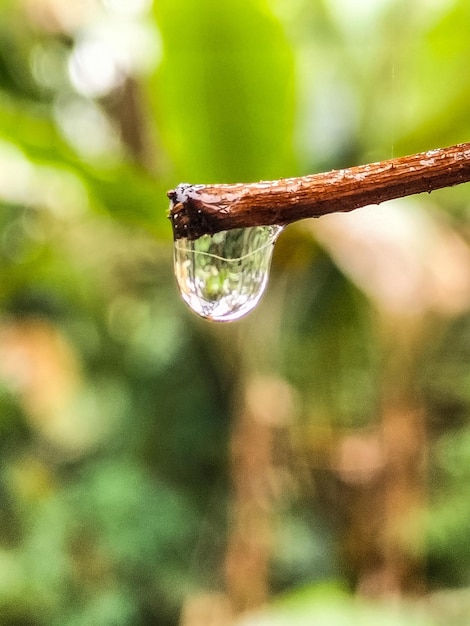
[[168, 142, 470, 240]]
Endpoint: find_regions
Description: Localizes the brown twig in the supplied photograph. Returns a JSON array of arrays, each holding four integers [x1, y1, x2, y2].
[[168, 142, 470, 240]]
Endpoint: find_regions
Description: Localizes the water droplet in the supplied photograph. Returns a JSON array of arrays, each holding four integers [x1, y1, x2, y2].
[[174, 225, 282, 322]]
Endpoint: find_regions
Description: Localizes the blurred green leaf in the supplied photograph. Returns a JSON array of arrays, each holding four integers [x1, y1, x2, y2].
[[153, 0, 296, 183]]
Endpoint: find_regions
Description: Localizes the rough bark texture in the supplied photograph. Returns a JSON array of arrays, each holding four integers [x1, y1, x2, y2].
[[168, 142, 470, 240]]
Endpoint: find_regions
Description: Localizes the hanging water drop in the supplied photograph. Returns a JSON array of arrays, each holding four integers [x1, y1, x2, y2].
[[173, 225, 282, 322]]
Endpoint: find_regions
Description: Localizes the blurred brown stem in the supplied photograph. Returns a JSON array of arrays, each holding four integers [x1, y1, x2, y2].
[[168, 142, 470, 240]]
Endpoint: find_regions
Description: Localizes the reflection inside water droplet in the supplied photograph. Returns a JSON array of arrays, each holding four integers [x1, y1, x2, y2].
[[174, 225, 282, 322]]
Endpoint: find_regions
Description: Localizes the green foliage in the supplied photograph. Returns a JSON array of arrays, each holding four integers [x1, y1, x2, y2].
[[153, 0, 296, 182], [0, 1, 470, 624], [248, 582, 436, 625]]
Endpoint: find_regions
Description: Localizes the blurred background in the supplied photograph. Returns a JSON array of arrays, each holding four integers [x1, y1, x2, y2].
[[1, 0, 470, 624]]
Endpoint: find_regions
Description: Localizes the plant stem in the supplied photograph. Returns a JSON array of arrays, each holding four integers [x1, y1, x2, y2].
[[168, 142, 470, 240]]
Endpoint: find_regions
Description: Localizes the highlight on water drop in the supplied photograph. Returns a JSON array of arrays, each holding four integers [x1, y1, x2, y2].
[[173, 225, 283, 322]]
